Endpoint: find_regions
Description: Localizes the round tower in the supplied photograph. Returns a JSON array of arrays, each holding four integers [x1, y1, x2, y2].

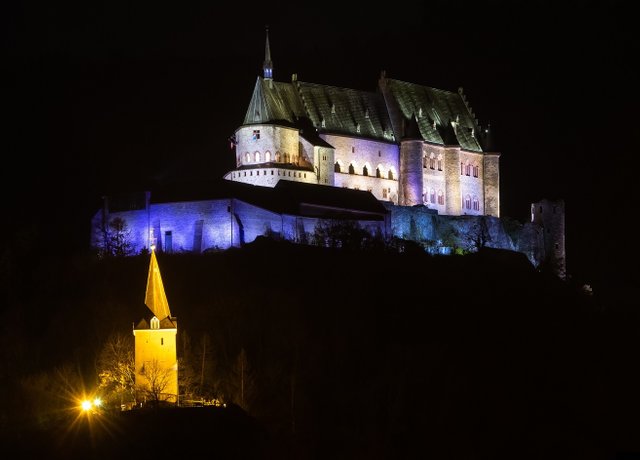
[[399, 116, 424, 206]]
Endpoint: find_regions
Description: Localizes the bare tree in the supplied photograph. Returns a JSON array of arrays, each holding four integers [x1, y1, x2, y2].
[[137, 359, 172, 407], [231, 347, 256, 411], [99, 217, 134, 258], [96, 332, 135, 409]]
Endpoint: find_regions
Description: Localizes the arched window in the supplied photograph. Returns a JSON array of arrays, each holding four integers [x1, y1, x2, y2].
[[465, 163, 471, 176], [423, 155, 428, 168], [437, 190, 444, 205], [429, 153, 435, 170], [334, 162, 341, 173], [473, 165, 479, 177], [376, 167, 381, 178], [348, 163, 355, 175], [255, 151, 261, 162], [437, 155, 443, 171], [275, 151, 281, 162], [465, 194, 472, 209], [473, 196, 480, 210], [430, 188, 436, 204], [363, 165, 369, 176], [388, 169, 394, 180], [245, 152, 251, 163], [265, 151, 271, 162]]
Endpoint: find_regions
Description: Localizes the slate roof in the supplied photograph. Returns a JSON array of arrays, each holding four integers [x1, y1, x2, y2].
[[295, 81, 395, 142], [383, 78, 483, 151], [148, 179, 387, 221], [242, 76, 485, 151]]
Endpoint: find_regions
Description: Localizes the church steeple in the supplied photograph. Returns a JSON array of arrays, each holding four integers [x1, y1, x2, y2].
[[144, 248, 171, 321], [263, 25, 273, 79]]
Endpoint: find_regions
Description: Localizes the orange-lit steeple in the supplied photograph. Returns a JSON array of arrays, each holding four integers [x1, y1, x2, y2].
[[144, 248, 171, 320]]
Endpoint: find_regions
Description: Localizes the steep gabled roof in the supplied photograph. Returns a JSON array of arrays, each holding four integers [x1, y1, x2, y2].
[[295, 81, 395, 142], [243, 77, 306, 125], [383, 78, 483, 151]]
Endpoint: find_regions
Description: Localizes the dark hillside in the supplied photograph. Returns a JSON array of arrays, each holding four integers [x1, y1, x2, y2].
[[1, 239, 637, 459]]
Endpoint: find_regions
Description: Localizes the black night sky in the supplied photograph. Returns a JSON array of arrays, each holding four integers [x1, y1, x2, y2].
[[2, 2, 634, 305]]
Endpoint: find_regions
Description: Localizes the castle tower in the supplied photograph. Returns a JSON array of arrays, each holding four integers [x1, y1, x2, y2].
[[263, 26, 273, 80], [531, 198, 566, 279], [399, 116, 424, 206], [133, 249, 179, 404]]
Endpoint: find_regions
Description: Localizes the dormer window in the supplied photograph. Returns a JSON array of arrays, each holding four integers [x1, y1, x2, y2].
[[151, 316, 160, 330]]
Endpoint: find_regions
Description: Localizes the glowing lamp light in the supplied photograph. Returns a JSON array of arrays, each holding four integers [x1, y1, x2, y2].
[[93, 397, 102, 408], [150, 244, 156, 251], [81, 400, 93, 411]]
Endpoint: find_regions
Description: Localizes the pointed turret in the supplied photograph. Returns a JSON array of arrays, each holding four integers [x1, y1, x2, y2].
[[263, 26, 273, 79], [144, 249, 171, 321]]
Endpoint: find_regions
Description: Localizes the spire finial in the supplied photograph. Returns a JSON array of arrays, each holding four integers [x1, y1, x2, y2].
[[263, 25, 273, 79]]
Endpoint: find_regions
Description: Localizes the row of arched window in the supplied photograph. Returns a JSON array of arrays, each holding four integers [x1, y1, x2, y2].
[[463, 195, 481, 211], [335, 162, 395, 180], [461, 162, 480, 178], [424, 189, 445, 206], [424, 153, 443, 171], [241, 151, 297, 164]]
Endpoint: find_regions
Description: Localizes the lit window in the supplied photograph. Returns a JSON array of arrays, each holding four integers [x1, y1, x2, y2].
[[255, 152, 261, 162], [265, 151, 271, 162], [245, 152, 251, 163]]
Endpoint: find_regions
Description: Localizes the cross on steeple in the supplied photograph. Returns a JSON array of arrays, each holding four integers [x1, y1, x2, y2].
[[263, 25, 273, 80]]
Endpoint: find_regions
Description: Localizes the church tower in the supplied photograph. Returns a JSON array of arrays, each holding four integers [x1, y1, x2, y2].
[[133, 249, 179, 404]]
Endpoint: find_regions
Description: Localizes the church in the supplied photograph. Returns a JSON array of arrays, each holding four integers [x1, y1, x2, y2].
[[224, 28, 500, 217]]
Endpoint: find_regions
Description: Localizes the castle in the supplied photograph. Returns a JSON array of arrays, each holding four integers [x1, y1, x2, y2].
[[90, 28, 565, 277], [224, 28, 499, 217]]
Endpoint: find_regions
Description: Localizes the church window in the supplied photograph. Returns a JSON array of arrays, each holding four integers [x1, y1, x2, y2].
[[255, 152, 261, 162], [388, 170, 394, 180], [252, 129, 260, 140], [376, 167, 381, 178], [423, 156, 428, 168], [429, 153, 435, 170], [334, 162, 341, 173], [473, 196, 480, 210], [151, 317, 160, 330], [430, 189, 436, 204], [473, 165, 479, 177], [465, 194, 472, 209], [265, 151, 271, 162], [437, 155, 443, 171], [245, 152, 251, 163], [437, 190, 444, 205], [276, 151, 281, 162], [348, 164, 355, 175], [465, 163, 471, 176], [363, 165, 369, 176]]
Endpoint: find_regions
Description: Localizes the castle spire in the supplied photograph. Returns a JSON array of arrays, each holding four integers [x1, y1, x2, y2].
[[144, 248, 171, 320], [263, 25, 273, 79]]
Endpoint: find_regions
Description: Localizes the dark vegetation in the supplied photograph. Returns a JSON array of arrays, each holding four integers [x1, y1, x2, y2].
[[1, 237, 638, 459]]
